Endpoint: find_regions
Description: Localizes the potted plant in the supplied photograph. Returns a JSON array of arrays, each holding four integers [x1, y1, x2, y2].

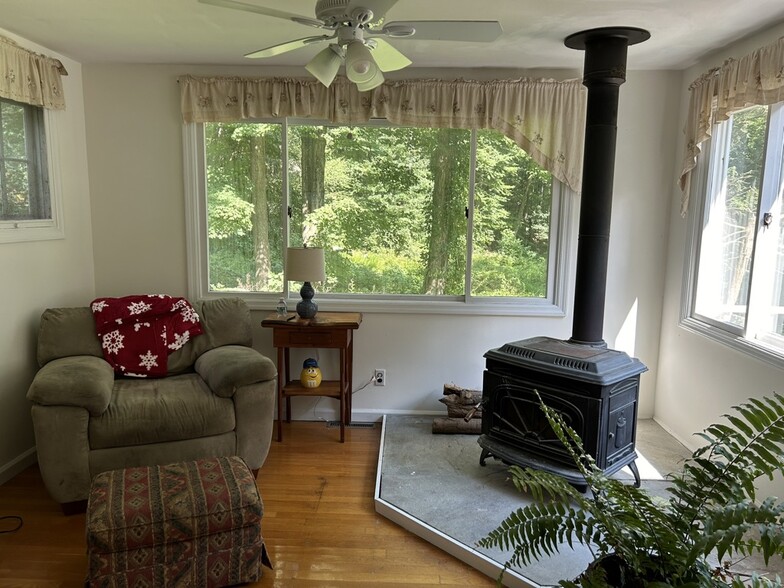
[[479, 393, 784, 587]]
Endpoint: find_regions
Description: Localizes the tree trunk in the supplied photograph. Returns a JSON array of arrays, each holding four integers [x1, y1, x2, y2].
[[423, 129, 467, 295], [301, 132, 326, 244], [250, 133, 271, 289]]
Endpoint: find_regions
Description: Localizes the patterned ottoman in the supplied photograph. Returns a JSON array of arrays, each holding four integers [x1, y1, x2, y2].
[[86, 456, 270, 587]]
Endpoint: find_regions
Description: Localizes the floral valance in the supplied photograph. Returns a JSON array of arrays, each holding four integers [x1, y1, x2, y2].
[[179, 75, 587, 192], [0, 36, 67, 110], [679, 35, 784, 216]]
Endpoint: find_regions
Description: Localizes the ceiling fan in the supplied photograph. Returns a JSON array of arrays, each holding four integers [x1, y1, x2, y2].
[[199, 0, 503, 90]]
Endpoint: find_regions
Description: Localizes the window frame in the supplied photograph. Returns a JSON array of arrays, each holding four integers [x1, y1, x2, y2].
[[0, 99, 63, 243], [681, 102, 784, 368], [183, 120, 577, 316]]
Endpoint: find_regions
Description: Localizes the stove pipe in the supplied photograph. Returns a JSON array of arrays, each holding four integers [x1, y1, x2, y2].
[[565, 27, 650, 347]]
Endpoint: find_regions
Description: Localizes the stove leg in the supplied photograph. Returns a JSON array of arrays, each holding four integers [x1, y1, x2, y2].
[[479, 448, 491, 466], [628, 460, 641, 488]]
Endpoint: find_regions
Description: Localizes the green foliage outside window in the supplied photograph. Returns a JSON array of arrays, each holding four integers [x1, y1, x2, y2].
[[204, 121, 553, 299]]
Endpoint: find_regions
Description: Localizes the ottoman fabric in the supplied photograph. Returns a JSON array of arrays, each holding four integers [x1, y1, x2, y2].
[[86, 456, 268, 587]]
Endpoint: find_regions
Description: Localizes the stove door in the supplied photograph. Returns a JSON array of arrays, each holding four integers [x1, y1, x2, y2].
[[482, 370, 601, 469]]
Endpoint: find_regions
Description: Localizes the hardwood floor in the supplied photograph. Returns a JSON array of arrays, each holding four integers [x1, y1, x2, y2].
[[0, 422, 494, 587]]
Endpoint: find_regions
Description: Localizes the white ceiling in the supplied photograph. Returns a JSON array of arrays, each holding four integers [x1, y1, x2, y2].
[[1, 0, 783, 72]]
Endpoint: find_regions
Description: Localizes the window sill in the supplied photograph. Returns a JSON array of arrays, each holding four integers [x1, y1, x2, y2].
[[0, 221, 64, 244], [198, 291, 567, 318], [679, 317, 784, 371]]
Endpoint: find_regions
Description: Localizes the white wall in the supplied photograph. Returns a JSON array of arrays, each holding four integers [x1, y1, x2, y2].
[[82, 62, 677, 425], [0, 31, 95, 482], [656, 22, 784, 495]]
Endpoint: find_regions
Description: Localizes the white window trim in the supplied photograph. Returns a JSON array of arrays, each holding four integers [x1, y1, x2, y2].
[[680, 109, 784, 370], [0, 108, 64, 244], [182, 122, 577, 316]]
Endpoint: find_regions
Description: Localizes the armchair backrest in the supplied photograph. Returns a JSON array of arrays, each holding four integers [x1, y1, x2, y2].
[[37, 297, 253, 375]]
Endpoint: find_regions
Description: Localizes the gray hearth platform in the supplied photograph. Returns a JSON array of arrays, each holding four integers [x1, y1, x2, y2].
[[374, 415, 690, 587]]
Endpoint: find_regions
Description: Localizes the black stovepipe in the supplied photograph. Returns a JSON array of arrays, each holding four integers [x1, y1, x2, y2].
[[565, 27, 650, 347]]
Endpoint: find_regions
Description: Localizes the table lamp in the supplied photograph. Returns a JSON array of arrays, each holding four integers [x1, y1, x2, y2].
[[286, 246, 326, 319]]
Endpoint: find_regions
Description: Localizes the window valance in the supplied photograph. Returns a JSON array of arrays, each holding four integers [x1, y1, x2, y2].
[[0, 36, 67, 110], [679, 35, 784, 216], [179, 75, 587, 192]]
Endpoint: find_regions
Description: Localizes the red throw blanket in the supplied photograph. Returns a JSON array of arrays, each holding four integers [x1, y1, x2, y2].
[[90, 295, 203, 378]]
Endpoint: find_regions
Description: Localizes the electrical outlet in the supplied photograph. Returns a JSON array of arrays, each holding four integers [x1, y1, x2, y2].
[[374, 369, 386, 386]]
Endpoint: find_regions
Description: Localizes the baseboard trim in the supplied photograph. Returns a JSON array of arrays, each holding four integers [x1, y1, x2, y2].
[[0, 447, 37, 486], [289, 403, 443, 423]]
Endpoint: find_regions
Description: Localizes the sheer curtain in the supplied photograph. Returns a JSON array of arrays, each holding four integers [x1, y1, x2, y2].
[[179, 74, 587, 192], [679, 35, 784, 215], [0, 35, 67, 110]]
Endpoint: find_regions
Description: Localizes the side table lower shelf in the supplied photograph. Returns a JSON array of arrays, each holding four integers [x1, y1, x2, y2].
[[281, 380, 350, 441]]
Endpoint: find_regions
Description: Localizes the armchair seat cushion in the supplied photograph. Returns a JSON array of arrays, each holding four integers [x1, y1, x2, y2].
[[89, 374, 235, 450]]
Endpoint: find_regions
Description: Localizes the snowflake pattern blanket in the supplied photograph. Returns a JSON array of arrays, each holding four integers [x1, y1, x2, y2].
[[90, 295, 203, 378]]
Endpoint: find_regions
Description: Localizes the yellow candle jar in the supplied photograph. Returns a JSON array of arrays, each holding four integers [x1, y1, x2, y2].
[[300, 357, 322, 388]]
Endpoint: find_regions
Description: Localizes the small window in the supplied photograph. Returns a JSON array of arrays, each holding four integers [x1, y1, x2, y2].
[[0, 97, 50, 222], [0, 98, 62, 242]]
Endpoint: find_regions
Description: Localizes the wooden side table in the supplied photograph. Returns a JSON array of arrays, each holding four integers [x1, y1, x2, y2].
[[261, 311, 362, 442]]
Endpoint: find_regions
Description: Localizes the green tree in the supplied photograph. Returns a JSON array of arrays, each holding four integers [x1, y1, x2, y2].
[[422, 128, 469, 295]]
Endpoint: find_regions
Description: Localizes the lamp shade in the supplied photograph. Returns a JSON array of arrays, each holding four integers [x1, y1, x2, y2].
[[356, 69, 385, 91], [305, 46, 342, 87], [286, 247, 326, 282], [345, 41, 380, 85]]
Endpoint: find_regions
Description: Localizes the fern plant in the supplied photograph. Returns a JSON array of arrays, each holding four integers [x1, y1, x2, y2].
[[478, 392, 784, 587]]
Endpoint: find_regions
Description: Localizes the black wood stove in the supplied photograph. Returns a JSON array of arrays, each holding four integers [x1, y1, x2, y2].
[[479, 27, 650, 487]]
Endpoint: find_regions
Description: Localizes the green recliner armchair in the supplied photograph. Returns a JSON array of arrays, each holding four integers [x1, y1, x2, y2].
[[26, 297, 277, 513]]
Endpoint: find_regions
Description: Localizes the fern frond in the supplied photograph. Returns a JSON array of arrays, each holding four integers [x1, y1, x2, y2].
[[670, 393, 784, 535], [478, 501, 596, 568], [594, 479, 691, 574], [697, 497, 784, 564], [507, 465, 584, 505], [536, 394, 603, 482]]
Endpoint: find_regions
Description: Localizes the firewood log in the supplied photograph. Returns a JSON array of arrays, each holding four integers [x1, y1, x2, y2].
[[441, 384, 484, 405], [432, 417, 482, 435], [439, 396, 483, 419]]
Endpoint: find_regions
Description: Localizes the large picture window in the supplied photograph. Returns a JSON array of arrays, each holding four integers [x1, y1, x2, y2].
[[685, 102, 784, 361], [187, 120, 573, 314]]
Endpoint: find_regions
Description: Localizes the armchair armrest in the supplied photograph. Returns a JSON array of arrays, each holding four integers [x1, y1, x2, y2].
[[195, 345, 277, 398], [26, 356, 114, 416]]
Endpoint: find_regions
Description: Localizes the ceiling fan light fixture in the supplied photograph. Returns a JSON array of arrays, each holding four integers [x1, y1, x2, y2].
[[356, 69, 385, 92], [305, 45, 343, 87], [345, 41, 379, 84]]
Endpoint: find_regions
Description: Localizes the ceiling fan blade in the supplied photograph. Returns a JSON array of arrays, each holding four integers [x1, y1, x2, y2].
[[369, 38, 411, 72], [199, 0, 325, 28], [245, 35, 333, 59], [348, 0, 399, 28], [383, 20, 503, 42]]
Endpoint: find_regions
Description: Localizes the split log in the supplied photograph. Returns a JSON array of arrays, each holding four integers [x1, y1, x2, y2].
[[443, 383, 483, 405], [432, 417, 482, 435], [439, 395, 483, 419]]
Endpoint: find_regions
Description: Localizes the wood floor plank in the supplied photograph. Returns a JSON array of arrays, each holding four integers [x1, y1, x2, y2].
[[0, 422, 494, 587]]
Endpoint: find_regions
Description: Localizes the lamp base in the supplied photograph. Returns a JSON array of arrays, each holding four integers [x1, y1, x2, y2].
[[296, 281, 319, 319]]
